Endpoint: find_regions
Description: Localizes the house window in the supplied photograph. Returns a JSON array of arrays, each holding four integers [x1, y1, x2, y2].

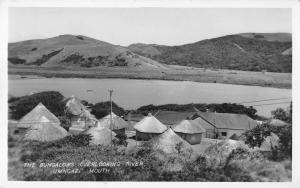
[[221, 132, 227, 137]]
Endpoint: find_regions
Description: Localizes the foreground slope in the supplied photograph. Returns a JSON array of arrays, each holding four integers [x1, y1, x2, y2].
[[8, 35, 167, 69], [128, 33, 292, 73]]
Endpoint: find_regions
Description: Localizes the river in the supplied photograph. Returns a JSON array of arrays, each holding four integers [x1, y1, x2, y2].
[[8, 76, 292, 117]]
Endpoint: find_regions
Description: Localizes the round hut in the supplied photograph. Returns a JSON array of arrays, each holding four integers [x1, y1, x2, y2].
[[134, 113, 167, 141], [20, 104, 68, 142], [17, 102, 61, 134], [172, 120, 206, 145], [81, 127, 117, 146], [98, 112, 130, 135], [150, 128, 198, 162]]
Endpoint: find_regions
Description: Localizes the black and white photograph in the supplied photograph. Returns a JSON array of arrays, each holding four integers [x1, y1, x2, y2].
[[1, 0, 299, 185]]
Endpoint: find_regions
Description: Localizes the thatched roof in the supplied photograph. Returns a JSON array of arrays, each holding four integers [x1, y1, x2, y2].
[[81, 127, 117, 146], [24, 116, 68, 142], [196, 112, 257, 130], [134, 113, 167, 133], [98, 112, 130, 130], [150, 128, 197, 157], [18, 102, 60, 129], [65, 96, 86, 116], [155, 111, 196, 125], [259, 132, 279, 151], [268, 119, 288, 127], [172, 120, 206, 134]]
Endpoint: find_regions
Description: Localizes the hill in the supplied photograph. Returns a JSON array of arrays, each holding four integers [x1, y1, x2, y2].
[[128, 33, 292, 73], [8, 35, 167, 69]]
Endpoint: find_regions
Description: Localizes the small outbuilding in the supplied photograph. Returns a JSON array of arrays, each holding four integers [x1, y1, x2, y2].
[[172, 120, 206, 145], [98, 112, 130, 136], [134, 113, 167, 141]]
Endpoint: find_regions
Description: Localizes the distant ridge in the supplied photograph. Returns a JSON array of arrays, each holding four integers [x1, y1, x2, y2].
[[8, 33, 292, 72], [128, 33, 292, 73]]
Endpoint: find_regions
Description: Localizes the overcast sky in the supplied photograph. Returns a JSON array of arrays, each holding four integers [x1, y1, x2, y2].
[[8, 8, 291, 46]]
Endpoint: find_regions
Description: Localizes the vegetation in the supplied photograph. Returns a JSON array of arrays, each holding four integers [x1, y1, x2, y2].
[[137, 103, 258, 119], [28, 49, 63, 65], [271, 102, 292, 123], [243, 123, 292, 160], [131, 35, 292, 73], [91, 101, 126, 119], [9, 91, 66, 120], [8, 131, 291, 181], [8, 57, 26, 64]]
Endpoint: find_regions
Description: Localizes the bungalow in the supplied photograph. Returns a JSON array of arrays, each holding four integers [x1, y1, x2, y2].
[[154, 110, 197, 126], [192, 112, 258, 139]]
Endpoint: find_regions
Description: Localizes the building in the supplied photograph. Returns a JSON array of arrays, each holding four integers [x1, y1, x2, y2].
[[17, 102, 68, 141], [172, 120, 206, 145], [17, 102, 61, 133], [98, 112, 130, 136], [150, 128, 198, 161], [65, 96, 98, 134], [134, 113, 168, 141], [192, 112, 258, 139]]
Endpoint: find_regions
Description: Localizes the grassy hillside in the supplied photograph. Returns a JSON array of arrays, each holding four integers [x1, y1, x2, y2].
[[8, 35, 167, 70], [128, 33, 292, 73]]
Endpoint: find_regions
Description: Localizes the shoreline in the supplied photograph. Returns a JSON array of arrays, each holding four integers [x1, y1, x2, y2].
[[8, 66, 292, 89]]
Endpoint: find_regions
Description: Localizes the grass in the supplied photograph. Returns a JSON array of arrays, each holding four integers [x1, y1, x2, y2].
[[8, 122, 292, 181], [8, 66, 291, 89]]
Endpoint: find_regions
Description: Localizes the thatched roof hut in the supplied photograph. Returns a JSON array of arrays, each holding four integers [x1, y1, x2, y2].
[[98, 112, 130, 135], [134, 113, 167, 141], [172, 120, 206, 145], [17, 102, 60, 129], [24, 115, 68, 142], [81, 127, 117, 146], [150, 128, 198, 161]]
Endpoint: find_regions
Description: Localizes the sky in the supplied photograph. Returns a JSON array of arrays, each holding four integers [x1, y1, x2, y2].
[[8, 8, 291, 46]]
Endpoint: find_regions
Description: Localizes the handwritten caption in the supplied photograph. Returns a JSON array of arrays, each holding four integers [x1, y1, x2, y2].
[[23, 161, 144, 174]]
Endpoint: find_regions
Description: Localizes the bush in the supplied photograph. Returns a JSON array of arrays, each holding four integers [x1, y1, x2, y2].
[[91, 101, 126, 119], [10, 91, 65, 120]]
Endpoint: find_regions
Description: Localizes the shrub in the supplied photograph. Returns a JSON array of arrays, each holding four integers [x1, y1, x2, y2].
[[10, 91, 65, 120], [91, 101, 126, 119]]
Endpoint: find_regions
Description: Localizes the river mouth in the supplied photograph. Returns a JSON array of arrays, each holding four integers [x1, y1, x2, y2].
[[8, 76, 292, 117]]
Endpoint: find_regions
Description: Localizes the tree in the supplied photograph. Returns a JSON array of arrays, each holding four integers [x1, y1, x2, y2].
[[58, 116, 71, 131], [271, 108, 288, 121], [10, 91, 65, 120], [91, 101, 126, 119]]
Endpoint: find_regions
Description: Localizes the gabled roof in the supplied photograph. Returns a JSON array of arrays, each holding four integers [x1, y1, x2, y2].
[[134, 114, 167, 133], [81, 127, 117, 146], [191, 117, 216, 130], [172, 120, 206, 134], [155, 111, 196, 125], [18, 102, 60, 128], [195, 112, 257, 130], [98, 112, 130, 130], [24, 116, 68, 142]]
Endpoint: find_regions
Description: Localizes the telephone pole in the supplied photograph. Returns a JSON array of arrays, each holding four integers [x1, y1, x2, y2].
[[109, 90, 113, 150]]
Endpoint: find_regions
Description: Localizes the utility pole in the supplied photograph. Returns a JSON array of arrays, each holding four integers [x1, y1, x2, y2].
[[109, 90, 113, 151]]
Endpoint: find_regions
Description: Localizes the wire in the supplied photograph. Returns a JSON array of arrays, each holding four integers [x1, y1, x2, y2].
[[239, 97, 291, 104], [249, 101, 291, 107]]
